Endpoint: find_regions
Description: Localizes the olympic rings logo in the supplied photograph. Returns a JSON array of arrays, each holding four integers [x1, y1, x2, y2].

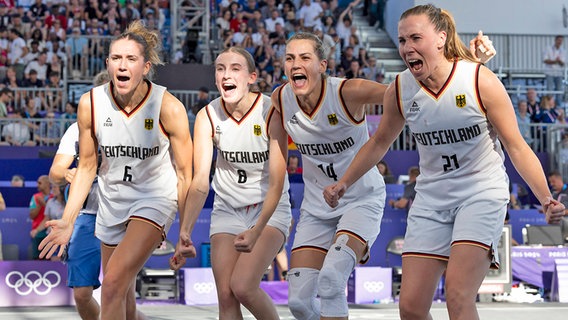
[[363, 281, 385, 293], [193, 282, 215, 294], [5, 271, 61, 296]]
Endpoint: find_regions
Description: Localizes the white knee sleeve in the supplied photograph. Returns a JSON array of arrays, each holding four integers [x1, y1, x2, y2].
[[318, 234, 356, 317], [287, 267, 321, 320]]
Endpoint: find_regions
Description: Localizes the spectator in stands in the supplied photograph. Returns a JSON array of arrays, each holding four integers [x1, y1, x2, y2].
[[0, 86, 12, 117], [10, 12, 25, 39], [49, 19, 66, 43], [121, 0, 141, 26], [85, 0, 103, 21], [527, 88, 540, 122], [260, 0, 278, 20], [0, 5, 10, 28], [30, 0, 49, 20], [11, 174, 25, 187], [389, 166, 419, 213], [281, 1, 297, 31], [241, 0, 258, 20], [377, 160, 396, 184], [2, 67, 21, 102], [335, 0, 359, 49], [7, 28, 27, 81], [30, 174, 52, 260], [0, 112, 35, 146], [46, 32, 67, 65], [35, 111, 62, 146], [339, 45, 356, 71], [65, 27, 88, 78], [543, 35, 566, 105], [43, 184, 66, 238], [61, 101, 77, 130], [229, 10, 246, 34], [363, 55, 381, 81], [509, 183, 521, 210], [216, 8, 232, 33], [264, 8, 285, 34], [43, 70, 64, 111], [345, 60, 366, 79], [22, 68, 44, 88], [190, 86, 210, 118], [287, 154, 302, 174], [516, 99, 534, 146], [27, 28, 46, 52], [88, 27, 106, 74], [25, 51, 48, 82], [231, 21, 248, 47], [534, 95, 559, 136], [297, 0, 324, 31], [23, 39, 41, 65], [548, 171, 568, 202]]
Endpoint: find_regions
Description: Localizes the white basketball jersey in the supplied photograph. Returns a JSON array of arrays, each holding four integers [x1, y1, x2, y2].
[[91, 81, 177, 223], [279, 77, 384, 219], [396, 60, 509, 210], [56, 122, 98, 214], [209, 93, 289, 208]]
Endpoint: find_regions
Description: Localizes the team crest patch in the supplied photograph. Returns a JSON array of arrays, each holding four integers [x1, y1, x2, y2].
[[328, 113, 338, 125], [455, 94, 466, 108], [144, 118, 154, 130], [253, 124, 262, 136]]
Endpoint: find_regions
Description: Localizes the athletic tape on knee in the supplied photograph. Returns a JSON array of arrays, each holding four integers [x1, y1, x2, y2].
[[318, 234, 356, 317], [287, 267, 321, 320]]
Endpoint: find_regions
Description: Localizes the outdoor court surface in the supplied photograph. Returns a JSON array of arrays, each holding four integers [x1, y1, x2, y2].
[[2, 302, 568, 320]]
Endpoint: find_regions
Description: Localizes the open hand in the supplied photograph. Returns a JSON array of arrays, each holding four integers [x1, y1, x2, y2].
[[38, 219, 73, 259], [469, 30, 497, 64]]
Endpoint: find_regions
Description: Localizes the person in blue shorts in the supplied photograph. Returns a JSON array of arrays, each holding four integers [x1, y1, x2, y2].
[[47, 71, 109, 320]]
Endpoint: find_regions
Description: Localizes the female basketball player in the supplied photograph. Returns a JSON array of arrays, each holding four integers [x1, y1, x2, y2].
[[169, 47, 291, 320], [39, 21, 193, 320], [323, 4, 566, 320]]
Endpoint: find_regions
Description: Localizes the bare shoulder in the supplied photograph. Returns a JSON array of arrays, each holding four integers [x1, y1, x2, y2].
[[270, 84, 285, 112], [160, 91, 187, 119]]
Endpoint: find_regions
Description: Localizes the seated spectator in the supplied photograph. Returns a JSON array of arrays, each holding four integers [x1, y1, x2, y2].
[[23, 40, 41, 65], [389, 166, 420, 212], [22, 69, 44, 88], [11, 174, 25, 187], [377, 160, 396, 184], [0, 87, 12, 117], [46, 54, 64, 80], [24, 51, 48, 82], [61, 101, 77, 130], [35, 111, 61, 146], [0, 112, 35, 146], [216, 9, 232, 33], [287, 154, 303, 174], [65, 27, 88, 78], [345, 60, 366, 79], [297, 0, 324, 31], [265, 8, 285, 34], [516, 99, 534, 146]]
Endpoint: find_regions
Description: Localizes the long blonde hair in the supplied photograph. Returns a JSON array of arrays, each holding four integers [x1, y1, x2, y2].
[[401, 4, 477, 63]]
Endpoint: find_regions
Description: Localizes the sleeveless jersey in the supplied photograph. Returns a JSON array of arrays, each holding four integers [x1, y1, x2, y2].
[[396, 60, 509, 210], [279, 77, 384, 219], [208, 93, 290, 208], [56, 122, 98, 214], [91, 81, 177, 223]]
